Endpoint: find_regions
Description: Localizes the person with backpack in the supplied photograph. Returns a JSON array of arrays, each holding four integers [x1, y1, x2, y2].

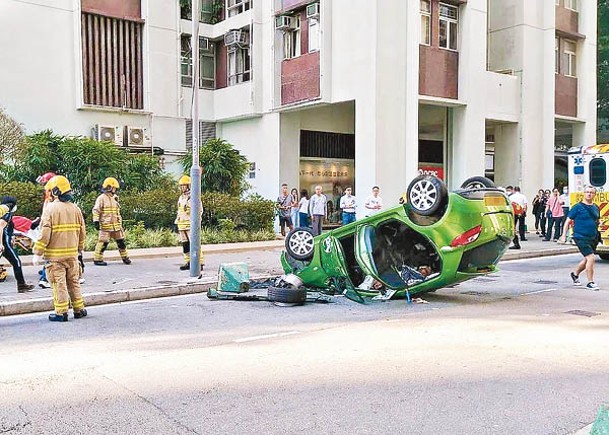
[[560, 186, 601, 290]]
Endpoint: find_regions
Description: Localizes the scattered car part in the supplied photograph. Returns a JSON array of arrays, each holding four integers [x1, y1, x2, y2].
[[216, 262, 250, 293]]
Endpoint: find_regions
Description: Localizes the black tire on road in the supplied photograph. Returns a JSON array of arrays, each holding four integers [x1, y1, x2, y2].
[[285, 227, 315, 260], [267, 286, 307, 304], [406, 175, 448, 217], [460, 176, 496, 189]]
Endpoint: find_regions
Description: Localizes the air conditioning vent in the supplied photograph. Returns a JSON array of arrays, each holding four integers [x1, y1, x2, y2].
[[224, 30, 250, 48], [275, 15, 295, 30], [93, 124, 123, 147], [126, 126, 145, 146], [306, 3, 320, 19]]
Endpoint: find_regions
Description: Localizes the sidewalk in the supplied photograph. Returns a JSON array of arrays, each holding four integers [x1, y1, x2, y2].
[[0, 234, 578, 316]]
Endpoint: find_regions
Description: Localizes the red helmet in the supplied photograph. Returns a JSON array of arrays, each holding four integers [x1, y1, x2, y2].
[[36, 172, 56, 185]]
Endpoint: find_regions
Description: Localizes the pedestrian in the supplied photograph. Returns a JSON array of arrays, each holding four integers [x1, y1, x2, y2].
[[506, 186, 521, 249], [290, 188, 299, 228], [364, 186, 383, 217], [510, 186, 528, 241], [298, 189, 310, 228], [544, 188, 564, 242], [175, 175, 204, 271], [532, 189, 544, 235], [309, 185, 327, 236], [560, 186, 601, 290], [92, 177, 131, 266], [539, 189, 550, 238], [0, 196, 35, 293], [339, 186, 357, 225], [32, 176, 87, 321], [276, 183, 294, 237], [559, 186, 570, 217]]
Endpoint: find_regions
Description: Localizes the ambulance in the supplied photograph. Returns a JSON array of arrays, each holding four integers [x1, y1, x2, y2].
[[567, 144, 609, 260]]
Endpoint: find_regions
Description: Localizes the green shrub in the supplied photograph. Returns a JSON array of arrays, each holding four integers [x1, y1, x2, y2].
[[202, 192, 274, 231], [0, 181, 43, 218]]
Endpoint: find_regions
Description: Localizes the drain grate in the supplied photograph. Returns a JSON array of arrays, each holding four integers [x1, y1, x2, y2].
[[533, 280, 558, 285], [460, 291, 490, 296], [473, 278, 496, 283], [565, 310, 600, 318], [157, 280, 179, 285]]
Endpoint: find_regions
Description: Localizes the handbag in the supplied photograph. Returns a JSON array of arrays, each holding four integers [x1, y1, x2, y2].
[[580, 202, 601, 246]]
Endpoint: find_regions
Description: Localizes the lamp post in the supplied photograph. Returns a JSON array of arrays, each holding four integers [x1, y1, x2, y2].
[[189, 0, 202, 277]]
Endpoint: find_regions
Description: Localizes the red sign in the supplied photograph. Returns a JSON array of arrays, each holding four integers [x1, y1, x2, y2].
[[418, 165, 444, 180]]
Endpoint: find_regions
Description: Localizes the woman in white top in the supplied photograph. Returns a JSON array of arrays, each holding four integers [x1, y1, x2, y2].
[[298, 189, 310, 228], [290, 188, 299, 227]]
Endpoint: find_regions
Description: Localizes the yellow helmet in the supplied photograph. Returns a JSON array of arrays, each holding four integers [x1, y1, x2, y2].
[[178, 175, 191, 186], [44, 177, 56, 192], [102, 177, 120, 190], [51, 175, 72, 196]]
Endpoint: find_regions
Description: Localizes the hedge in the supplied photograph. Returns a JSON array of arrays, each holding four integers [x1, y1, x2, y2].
[[0, 181, 44, 218]]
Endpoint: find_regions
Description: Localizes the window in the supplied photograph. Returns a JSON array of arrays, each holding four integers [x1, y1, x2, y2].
[[555, 37, 559, 74], [181, 35, 216, 89], [81, 13, 144, 109], [564, 0, 577, 11], [227, 47, 251, 85], [439, 3, 458, 51], [308, 17, 320, 52], [589, 158, 607, 187], [564, 39, 576, 77], [420, 0, 431, 45], [226, 0, 251, 17], [283, 16, 301, 59], [185, 120, 216, 151]]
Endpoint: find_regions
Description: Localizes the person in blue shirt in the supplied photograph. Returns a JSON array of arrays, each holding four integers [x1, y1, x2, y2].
[[560, 186, 601, 290]]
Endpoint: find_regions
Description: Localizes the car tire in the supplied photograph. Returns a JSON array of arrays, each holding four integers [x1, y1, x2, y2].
[[267, 286, 307, 304], [598, 254, 609, 261], [407, 175, 448, 217], [460, 176, 496, 189], [285, 227, 315, 260]]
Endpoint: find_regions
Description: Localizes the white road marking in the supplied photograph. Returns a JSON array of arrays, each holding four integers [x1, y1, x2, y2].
[[520, 288, 558, 296], [234, 330, 300, 343]]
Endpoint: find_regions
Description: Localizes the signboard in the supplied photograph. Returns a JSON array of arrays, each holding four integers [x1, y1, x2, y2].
[[418, 164, 444, 180]]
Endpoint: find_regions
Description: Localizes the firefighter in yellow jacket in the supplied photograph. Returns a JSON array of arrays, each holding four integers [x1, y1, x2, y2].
[[92, 177, 131, 266], [175, 175, 204, 270], [32, 176, 87, 322]]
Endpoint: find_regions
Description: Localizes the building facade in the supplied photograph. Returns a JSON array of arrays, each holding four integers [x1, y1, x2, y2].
[[0, 0, 597, 216]]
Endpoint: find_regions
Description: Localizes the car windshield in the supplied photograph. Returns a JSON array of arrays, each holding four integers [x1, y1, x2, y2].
[[358, 220, 441, 289]]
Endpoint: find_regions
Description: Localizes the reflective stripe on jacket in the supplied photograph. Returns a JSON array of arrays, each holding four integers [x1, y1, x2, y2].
[[33, 201, 86, 260], [92, 193, 123, 231], [175, 193, 203, 231]]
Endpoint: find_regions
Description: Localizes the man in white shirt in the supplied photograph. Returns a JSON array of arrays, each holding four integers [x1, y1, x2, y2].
[[364, 186, 383, 217], [309, 185, 327, 236], [339, 187, 356, 225], [510, 186, 528, 242]]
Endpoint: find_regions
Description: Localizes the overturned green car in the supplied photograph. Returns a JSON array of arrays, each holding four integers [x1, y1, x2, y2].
[[280, 175, 514, 302]]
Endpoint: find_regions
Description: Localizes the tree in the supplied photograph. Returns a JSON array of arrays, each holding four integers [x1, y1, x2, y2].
[[0, 108, 24, 159], [178, 138, 249, 197], [598, 0, 609, 120]]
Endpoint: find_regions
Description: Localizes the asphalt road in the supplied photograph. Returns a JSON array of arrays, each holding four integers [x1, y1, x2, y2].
[[1, 254, 608, 434]]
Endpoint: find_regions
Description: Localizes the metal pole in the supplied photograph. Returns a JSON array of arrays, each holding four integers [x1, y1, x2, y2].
[[190, 0, 202, 277]]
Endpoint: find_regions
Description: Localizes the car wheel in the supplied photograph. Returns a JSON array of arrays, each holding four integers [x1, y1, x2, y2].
[[267, 286, 307, 305], [460, 176, 496, 189], [599, 254, 609, 261], [407, 175, 448, 217], [285, 227, 315, 260]]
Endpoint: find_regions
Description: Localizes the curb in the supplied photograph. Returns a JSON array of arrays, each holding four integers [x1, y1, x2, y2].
[[0, 274, 276, 317], [502, 246, 578, 260]]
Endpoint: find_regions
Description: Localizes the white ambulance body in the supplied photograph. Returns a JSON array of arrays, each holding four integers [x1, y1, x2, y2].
[[567, 144, 609, 259]]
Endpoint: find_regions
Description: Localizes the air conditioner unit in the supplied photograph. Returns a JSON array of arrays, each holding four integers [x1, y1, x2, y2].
[[125, 126, 145, 146], [200, 37, 212, 52], [275, 15, 295, 30], [93, 124, 123, 147], [224, 30, 250, 47], [306, 3, 320, 19]]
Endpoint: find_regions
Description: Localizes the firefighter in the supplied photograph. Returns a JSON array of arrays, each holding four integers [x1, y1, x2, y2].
[[92, 177, 131, 266], [175, 175, 204, 270], [32, 176, 87, 321], [0, 198, 35, 292], [35, 174, 57, 288]]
